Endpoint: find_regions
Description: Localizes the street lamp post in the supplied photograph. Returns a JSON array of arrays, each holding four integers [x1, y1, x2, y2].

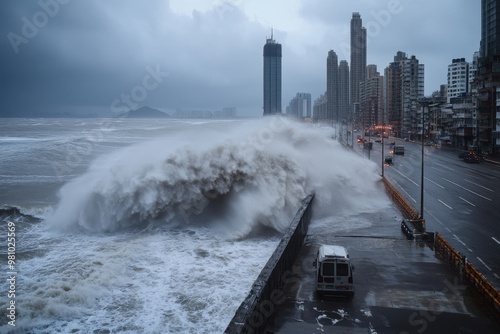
[[418, 100, 438, 232], [381, 127, 385, 177], [420, 103, 425, 223]]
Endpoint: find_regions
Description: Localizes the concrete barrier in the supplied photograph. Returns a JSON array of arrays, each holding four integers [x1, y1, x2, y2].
[[224, 193, 315, 334]]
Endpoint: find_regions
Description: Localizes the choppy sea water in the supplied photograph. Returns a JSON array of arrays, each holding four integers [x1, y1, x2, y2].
[[0, 117, 390, 333]]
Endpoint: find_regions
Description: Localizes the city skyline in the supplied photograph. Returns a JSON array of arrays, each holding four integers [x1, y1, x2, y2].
[[0, 0, 480, 117]]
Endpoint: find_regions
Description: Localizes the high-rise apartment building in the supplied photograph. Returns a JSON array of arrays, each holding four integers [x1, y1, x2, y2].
[[385, 52, 404, 137], [359, 65, 384, 128], [384, 51, 424, 138], [338, 60, 350, 122], [286, 93, 311, 118], [469, 51, 479, 94], [313, 93, 328, 121], [480, 0, 500, 58], [476, 0, 500, 154], [263, 32, 282, 115], [447, 58, 469, 102], [327, 50, 339, 123], [350, 12, 367, 114]]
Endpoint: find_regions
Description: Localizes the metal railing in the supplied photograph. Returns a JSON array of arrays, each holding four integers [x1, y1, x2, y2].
[[435, 232, 500, 320], [384, 174, 500, 318]]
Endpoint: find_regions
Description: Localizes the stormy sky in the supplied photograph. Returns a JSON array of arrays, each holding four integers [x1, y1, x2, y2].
[[0, 0, 480, 117]]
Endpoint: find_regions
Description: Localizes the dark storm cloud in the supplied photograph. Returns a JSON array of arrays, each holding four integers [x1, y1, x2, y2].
[[0, 0, 481, 117], [0, 0, 267, 116]]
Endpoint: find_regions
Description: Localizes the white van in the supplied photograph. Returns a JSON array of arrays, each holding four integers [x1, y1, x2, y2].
[[314, 245, 354, 295]]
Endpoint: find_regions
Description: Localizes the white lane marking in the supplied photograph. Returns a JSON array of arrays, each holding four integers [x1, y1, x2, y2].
[[424, 209, 444, 227], [453, 234, 466, 246], [492, 237, 500, 246], [463, 179, 494, 192], [459, 197, 476, 207], [438, 199, 453, 209], [452, 234, 473, 253], [424, 209, 453, 234], [477, 257, 492, 271], [442, 177, 493, 201], [425, 176, 445, 189], [391, 168, 419, 187], [434, 162, 455, 171], [495, 273, 500, 279], [389, 176, 417, 203], [430, 166, 446, 173]]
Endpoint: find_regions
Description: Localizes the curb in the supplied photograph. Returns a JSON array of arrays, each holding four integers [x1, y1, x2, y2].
[[484, 158, 500, 166]]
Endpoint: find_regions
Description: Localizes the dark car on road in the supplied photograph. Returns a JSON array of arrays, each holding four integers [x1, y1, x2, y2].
[[459, 151, 483, 162], [458, 151, 472, 159], [385, 156, 393, 164]]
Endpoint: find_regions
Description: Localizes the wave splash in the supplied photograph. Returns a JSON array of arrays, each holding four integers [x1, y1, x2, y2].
[[46, 117, 388, 237]]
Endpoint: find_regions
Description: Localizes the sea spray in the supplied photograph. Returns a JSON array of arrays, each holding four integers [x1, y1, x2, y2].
[[46, 117, 389, 236], [1, 117, 394, 333]]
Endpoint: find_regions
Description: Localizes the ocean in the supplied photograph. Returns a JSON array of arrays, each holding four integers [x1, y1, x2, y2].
[[0, 116, 390, 333]]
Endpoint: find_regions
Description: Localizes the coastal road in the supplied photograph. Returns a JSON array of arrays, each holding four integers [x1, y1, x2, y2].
[[264, 204, 500, 333], [356, 138, 500, 290]]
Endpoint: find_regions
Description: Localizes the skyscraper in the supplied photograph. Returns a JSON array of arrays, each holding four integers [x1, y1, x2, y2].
[[476, 0, 500, 154], [480, 0, 500, 58], [359, 65, 384, 128], [327, 50, 339, 123], [350, 13, 367, 113], [263, 32, 282, 115], [338, 60, 350, 122], [286, 92, 311, 118], [384, 51, 424, 138]]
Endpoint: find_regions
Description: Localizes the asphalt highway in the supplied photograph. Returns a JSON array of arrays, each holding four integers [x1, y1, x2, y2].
[[264, 204, 500, 333], [357, 138, 500, 290]]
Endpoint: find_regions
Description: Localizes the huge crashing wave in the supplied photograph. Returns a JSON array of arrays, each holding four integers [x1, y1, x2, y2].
[[46, 116, 389, 237]]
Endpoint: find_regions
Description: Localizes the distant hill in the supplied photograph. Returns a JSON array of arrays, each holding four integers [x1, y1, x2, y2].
[[118, 106, 171, 118]]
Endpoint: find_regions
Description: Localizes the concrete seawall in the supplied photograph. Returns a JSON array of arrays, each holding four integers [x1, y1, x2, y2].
[[224, 193, 314, 334]]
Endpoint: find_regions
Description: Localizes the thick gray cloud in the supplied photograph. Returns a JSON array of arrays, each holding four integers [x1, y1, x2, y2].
[[0, 0, 480, 117]]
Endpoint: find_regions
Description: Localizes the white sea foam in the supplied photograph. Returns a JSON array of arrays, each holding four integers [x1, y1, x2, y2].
[[1, 223, 278, 333]]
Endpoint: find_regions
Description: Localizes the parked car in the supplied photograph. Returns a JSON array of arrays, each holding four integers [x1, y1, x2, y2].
[[463, 154, 481, 163], [458, 151, 473, 159], [459, 151, 484, 162]]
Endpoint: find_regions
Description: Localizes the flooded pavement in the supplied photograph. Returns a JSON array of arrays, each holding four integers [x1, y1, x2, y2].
[[264, 207, 500, 334]]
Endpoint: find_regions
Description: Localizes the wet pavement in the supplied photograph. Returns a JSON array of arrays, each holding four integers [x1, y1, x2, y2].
[[264, 205, 500, 334]]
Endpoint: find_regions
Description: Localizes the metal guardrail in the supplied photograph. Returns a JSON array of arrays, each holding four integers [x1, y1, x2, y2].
[[435, 232, 500, 319], [383, 175, 500, 318]]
